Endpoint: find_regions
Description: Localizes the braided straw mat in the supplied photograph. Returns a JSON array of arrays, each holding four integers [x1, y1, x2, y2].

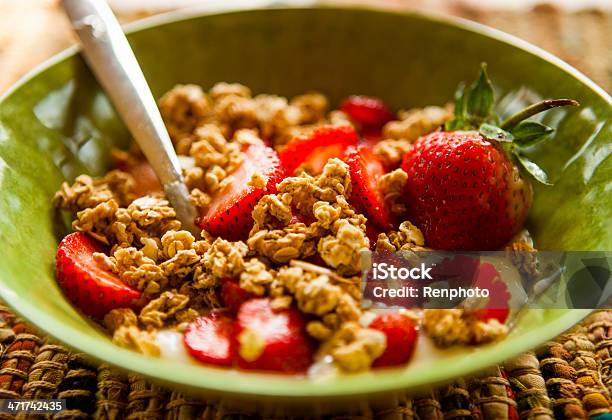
[[0, 307, 610, 419], [0, 2, 610, 419]]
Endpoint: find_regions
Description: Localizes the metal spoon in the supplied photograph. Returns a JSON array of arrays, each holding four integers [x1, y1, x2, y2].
[[61, 0, 199, 235]]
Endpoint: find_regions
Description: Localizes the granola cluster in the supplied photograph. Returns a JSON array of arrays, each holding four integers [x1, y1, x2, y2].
[[422, 309, 508, 347], [373, 104, 453, 167], [376, 221, 428, 253], [233, 258, 384, 372], [248, 159, 369, 276], [159, 82, 330, 149], [54, 170, 136, 212], [382, 105, 453, 143], [378, 169, 408, 216], [505, 230, 539, 278], [53, 83, 513, 374]]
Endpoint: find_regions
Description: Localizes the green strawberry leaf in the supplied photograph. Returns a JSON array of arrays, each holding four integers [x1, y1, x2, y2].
[[454, 82, 467, 119], [479, 123, 514, 142], [515, 152, 552, 185], [445, 119, 464, 131], [511, 121, 554, 147], [445, 83, 468, 130], [465, 63, 494, 122]]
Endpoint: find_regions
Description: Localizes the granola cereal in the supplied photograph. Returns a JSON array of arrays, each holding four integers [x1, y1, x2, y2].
[[54, 170, 136, 212], [201, 238, 248, 279], [104, 308, 138, 332], [422, 309, 508, 347], [372, 138, 413, 168], [320, 322, 386, 372], [112, 325, 161, 357], [94, 247, 166, 295], [159, 84, 211, 144], [378, 169, 408, 216], [53, 80, 540, 376], [139, 290, 197, 329], [376, 221, 427, 252], [240, 259, 274, 296], [505, 230, 539, 278], [318, 218, 369, 275], [382, 105, 452, 142]]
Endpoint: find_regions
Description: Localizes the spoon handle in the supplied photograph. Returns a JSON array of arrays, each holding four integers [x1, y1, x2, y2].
[[61, 0, 199, 235]]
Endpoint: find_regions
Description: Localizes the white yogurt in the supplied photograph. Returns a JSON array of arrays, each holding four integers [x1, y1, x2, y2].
[[156, 329, 196, 364]]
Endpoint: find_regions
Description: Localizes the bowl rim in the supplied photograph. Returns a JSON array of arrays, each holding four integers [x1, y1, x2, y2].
[[0, 4, 604, 398]]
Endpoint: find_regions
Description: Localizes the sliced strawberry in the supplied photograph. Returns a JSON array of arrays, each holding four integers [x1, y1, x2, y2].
[[279, 125, 358, 175], [471, 263, 511, 324], [340, 95, 395, 132], [346, 145, 396, 230], [360, 129, 384, 149], [55, 232, 144, 320], [220, 279, 254, 315], [263, 208, 315, 231], [184, 313, 235, 366], [234, 298, 314, 373], [197, 142, 286, 240], [289, 212, 315, 225], [370, 313, 418, 367], [120, 160, 161, 197], [473, 308, 510, 324], [365, 223, 382, 250]]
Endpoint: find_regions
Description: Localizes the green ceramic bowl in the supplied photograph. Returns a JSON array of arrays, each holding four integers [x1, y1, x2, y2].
[[0, 5, 610, 415]]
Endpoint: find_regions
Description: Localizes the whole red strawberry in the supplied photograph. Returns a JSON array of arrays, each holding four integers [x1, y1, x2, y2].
[[56, 232, 144, 319], [401, 65, 578, 250], [370, 313, 418, 367], [401, 131, 531, 250], [234, 298, 315, 373]]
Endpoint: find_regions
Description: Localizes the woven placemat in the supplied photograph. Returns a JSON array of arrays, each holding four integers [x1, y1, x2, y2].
[[0, 305, 610, 419]]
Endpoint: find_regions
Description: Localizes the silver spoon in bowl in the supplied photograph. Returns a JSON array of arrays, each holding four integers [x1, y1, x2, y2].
[[61, 0, 199, 236]]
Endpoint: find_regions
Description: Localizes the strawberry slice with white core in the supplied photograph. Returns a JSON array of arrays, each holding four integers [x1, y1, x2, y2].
[[197, 142, 286, 240], [55, 232, 144, 320], [234, 298, 315, 373], [183, 313, 235, 366]]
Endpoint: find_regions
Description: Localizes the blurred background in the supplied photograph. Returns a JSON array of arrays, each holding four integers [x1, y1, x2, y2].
[[0, 0, 610, 93]]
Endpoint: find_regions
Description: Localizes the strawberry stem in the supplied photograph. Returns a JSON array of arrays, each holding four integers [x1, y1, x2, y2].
[[499, 99, 579, 130]]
